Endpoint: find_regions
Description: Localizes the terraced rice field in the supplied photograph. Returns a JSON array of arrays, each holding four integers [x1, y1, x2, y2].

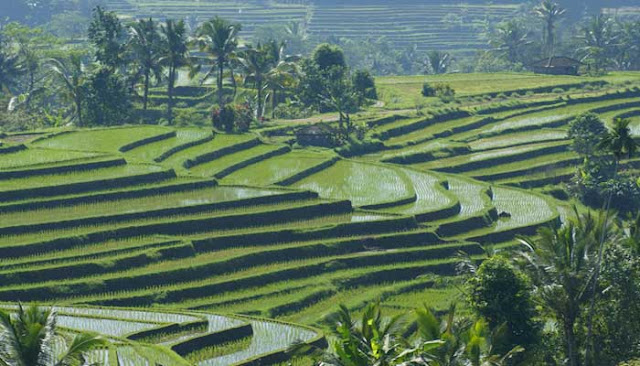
[[2, 73, 640, 364], [101, 0, 519, 52]]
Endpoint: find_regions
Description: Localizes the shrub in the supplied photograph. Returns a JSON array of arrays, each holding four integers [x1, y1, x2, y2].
[[552, 87, 565, 94], [567, 113, 607, 157], [421, 82, 436, 97], [434, 83, 456, 103], [233, 104, 253, 132], [175, 108, 207, 127], [211, 105, 235, 132], [467, 256, 541, 356], [353, 69, 377, 100]]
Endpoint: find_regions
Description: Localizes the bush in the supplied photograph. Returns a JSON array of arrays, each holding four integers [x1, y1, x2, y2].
[[233, 104, 253, 132], [567, 113, 607, 157], [174, 108, 207, 127], [353, 70, 377, 100], [273, 101, 315, 120], [434, 83, 456, 103], [467, 256, 541, 356], [211, 105, 235, 132], [552, 87, 565, 94], [421, 82, 436, 97]]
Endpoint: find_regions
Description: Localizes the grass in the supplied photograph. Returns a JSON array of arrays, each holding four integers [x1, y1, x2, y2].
[[445, 175, 490, 217], [3, 73, 640, 365], [162, 134, 256, 169], [0, 186, 282, 227], [491, 187, 557, 231], [468, 129, 567, 151], [0, 164, 165, 192], [32, 126, 171, 152], [189, 144, 284, 177], [416, 140, 569, 172], [293, 160, 415, 207], [222, 150, 334, 186], [377, 72, 623, 109], [0, 148, 104, 170], [382, 168, 456, 216], [125, 128, 212, 162]]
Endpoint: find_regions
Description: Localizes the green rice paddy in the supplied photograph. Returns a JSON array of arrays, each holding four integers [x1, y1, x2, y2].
[[2, 71, 640, 365]]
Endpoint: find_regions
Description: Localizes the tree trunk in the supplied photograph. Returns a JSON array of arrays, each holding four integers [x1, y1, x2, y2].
[[564, 317, 579, 366], [271, 88, 277, 119], [167, 66, 175, 125], [256, 79, 263, 119], [143, 70, 150, 111], [217, 58, 225, 107], [584, 158, 619, 366], [75, 97, 83, 127]]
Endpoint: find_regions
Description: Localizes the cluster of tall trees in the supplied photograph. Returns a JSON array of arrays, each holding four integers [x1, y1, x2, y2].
[[487, 0, 640, 73], [312, 205, 640, 366], [0, 6, 375, 132]]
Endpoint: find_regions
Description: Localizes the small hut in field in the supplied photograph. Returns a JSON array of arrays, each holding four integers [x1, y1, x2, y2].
[[529, 56, 582, 76], [295, 123, 336, 147]]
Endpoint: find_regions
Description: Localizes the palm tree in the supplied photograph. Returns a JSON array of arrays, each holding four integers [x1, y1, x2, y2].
[[238, 44, 272, 120], [414, 304, 522, 366], [517, 217, 604, 366], [47, 55, 87, 126], [194, 16, 241, 108], [0, 44, 23, 96], [128, 18, 163, 111], [425, 50, 451, 75], [491, 20, 531, 64], [600, 118, 637, 164], [533, 0, 566, 57], [579, 14, 616, 74], [582, 119, 637, 365], [0, 304, 106, 366], [160, 19, 190, 124], [264, 41, 300, 119]]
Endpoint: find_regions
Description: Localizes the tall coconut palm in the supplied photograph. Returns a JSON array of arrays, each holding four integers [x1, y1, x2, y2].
[[583, 118, 637, 365], [160, 19, 190, 124], [46, 55, 87, 126], [238, 44, 271, 119], [533, 0, 566, 56], [579, 14, 616, 74], [194, 16, 241, 108], [600, 118, 637, 164], [425, 50, 450, 75], [264, 41, 300, 118], [517, 217, 603, 366], [491, 20, 531, 64], [0, 44, 23, 96], [128, 18, 163, 111], [0, 304, 106, 366]]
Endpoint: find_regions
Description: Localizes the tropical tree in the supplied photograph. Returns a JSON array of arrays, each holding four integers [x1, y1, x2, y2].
[[425, 50, 451, 75], [517, 214, 607, 366], [0, 37, 24, 95], [617, 20, 640, 70], [533, 0, 566, 56], [490, 19, 531, 64], [128, 18, 163, 111], [194, 16, 241, 108], [600, 118, 637, 165], [88, 6, 125, 70], [264, 41, 299, 118], [238, 44, 272, 119], [0, 304, 106, 366], [414, 304, 523, 366], [46, 55, 87, 126], [579, 14, 617, 74], [159, 19, 190, 124]]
